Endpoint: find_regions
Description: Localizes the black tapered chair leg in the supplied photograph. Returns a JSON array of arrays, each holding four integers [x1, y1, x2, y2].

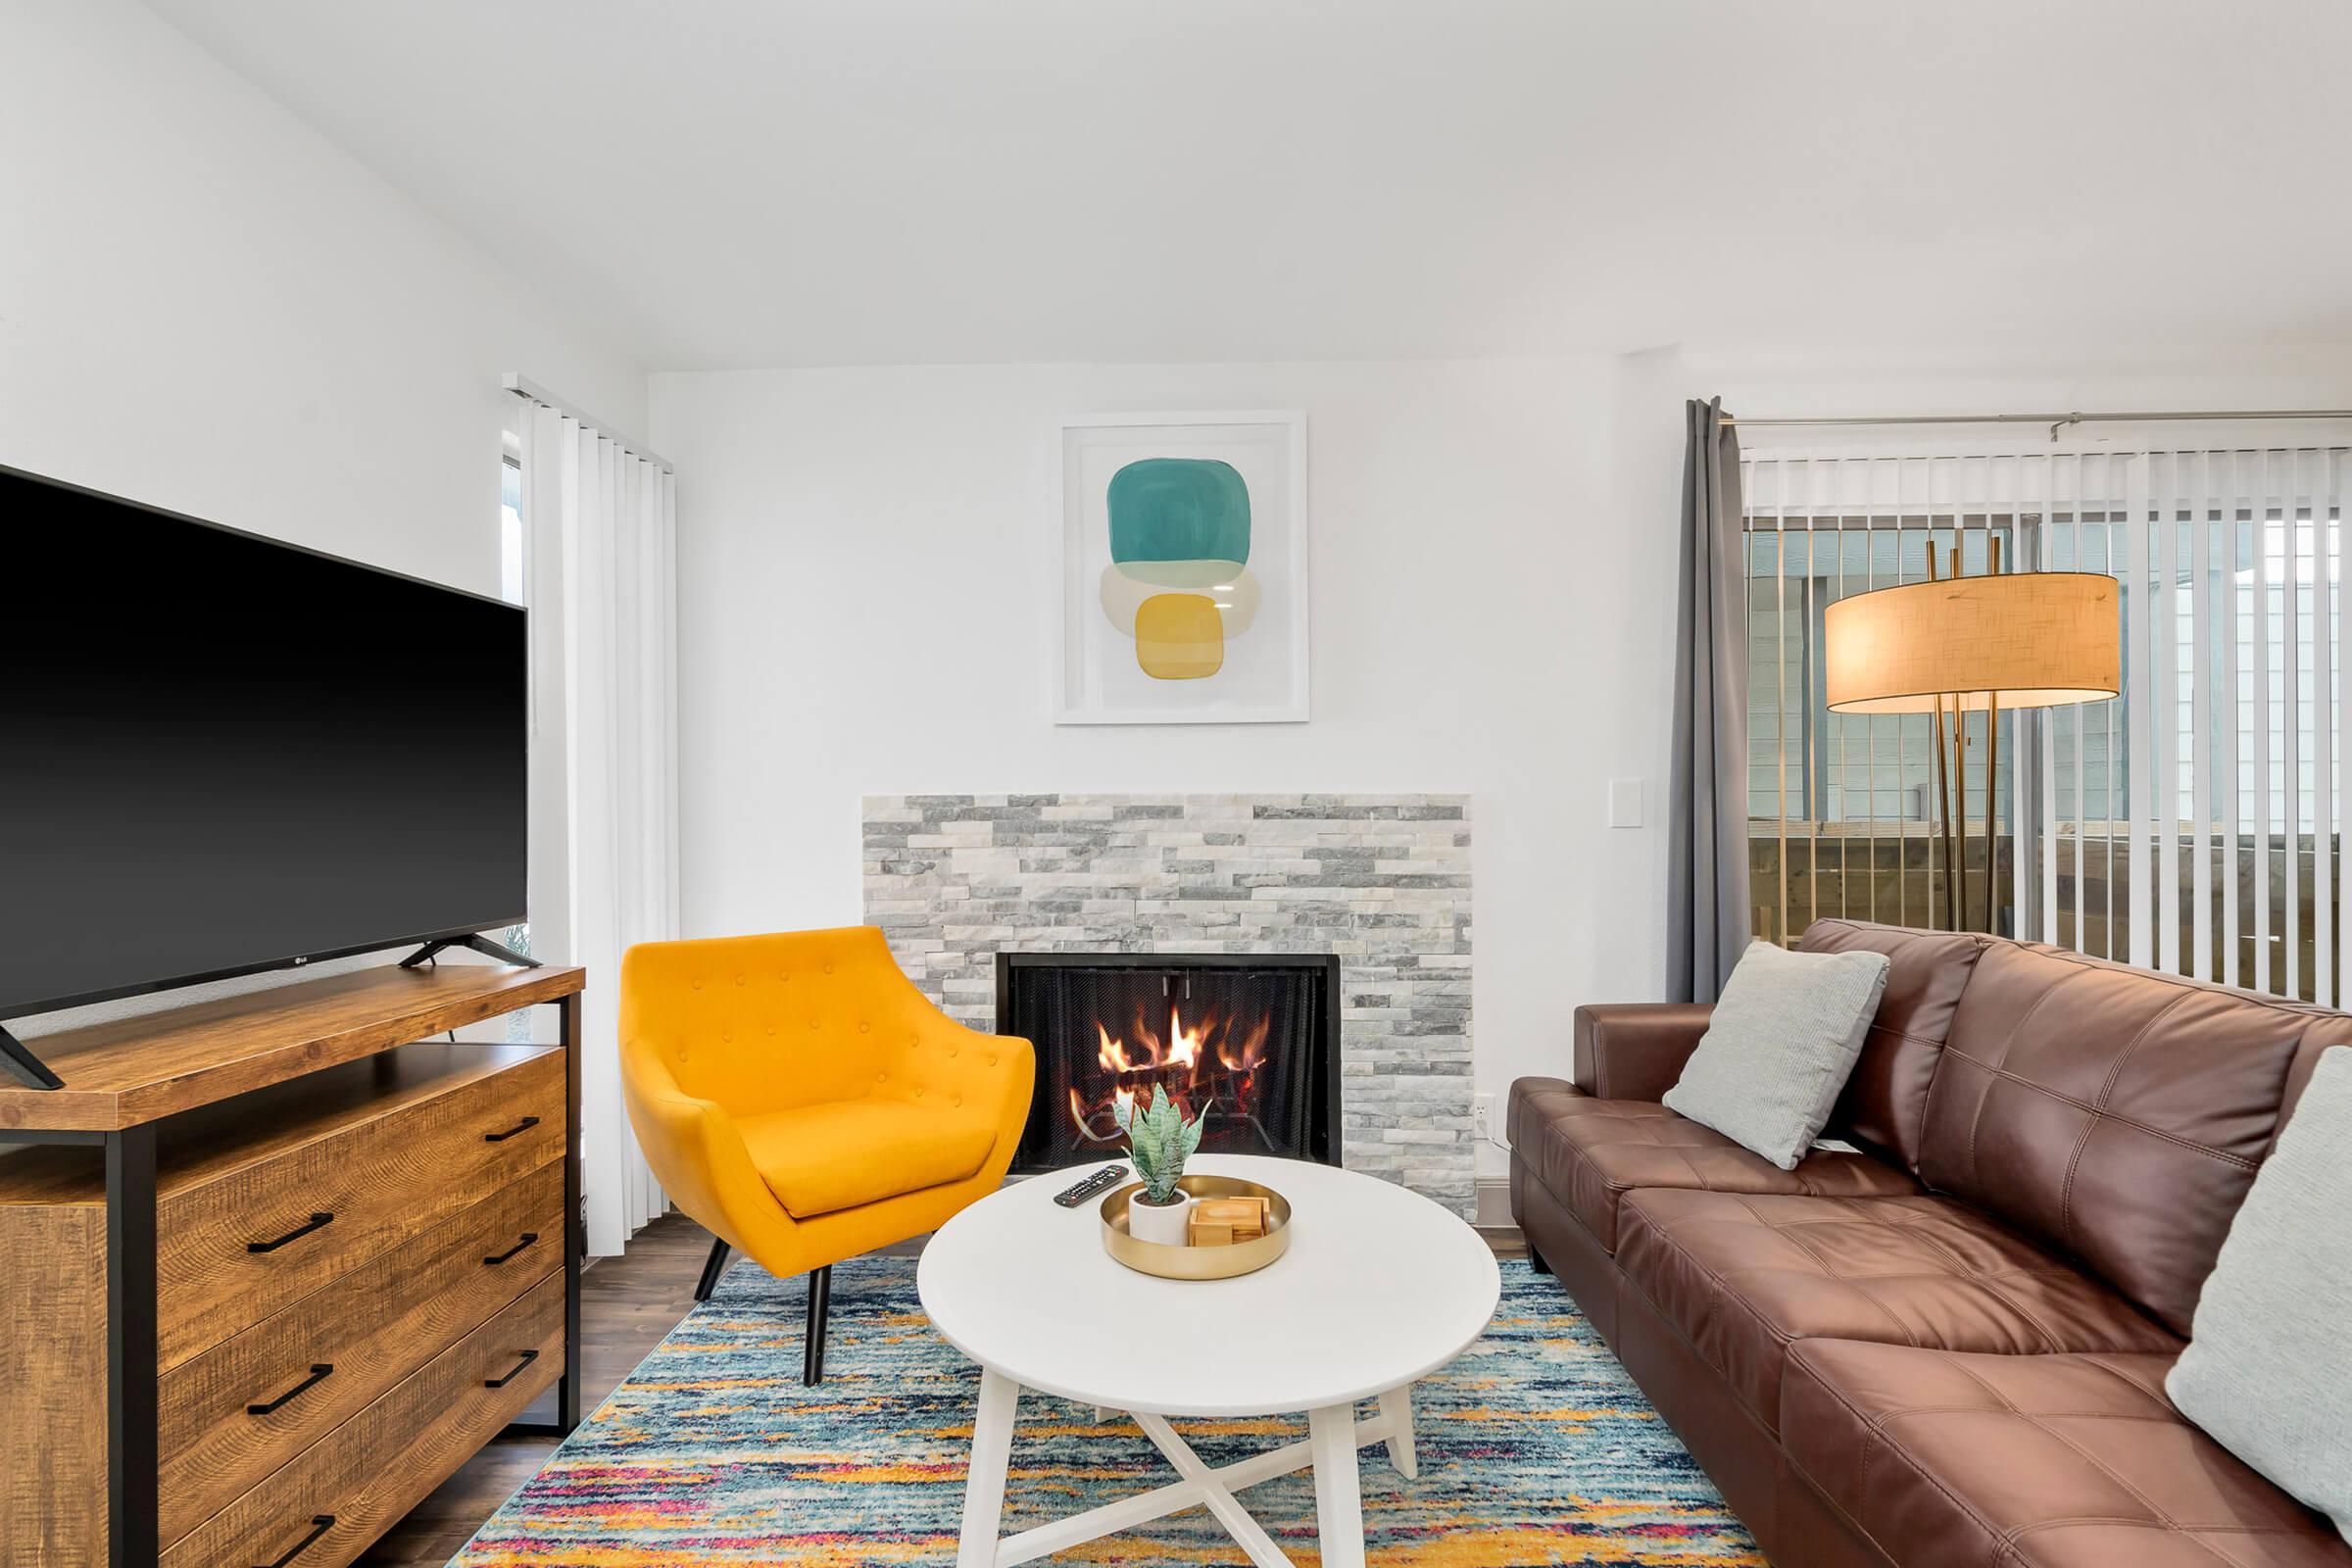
[[803, 1264, 833, 1386], [694, 1237, 732, 1302]]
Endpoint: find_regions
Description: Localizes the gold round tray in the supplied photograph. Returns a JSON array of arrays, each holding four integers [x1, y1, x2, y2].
[[1100, 1174, 1292, 1280]]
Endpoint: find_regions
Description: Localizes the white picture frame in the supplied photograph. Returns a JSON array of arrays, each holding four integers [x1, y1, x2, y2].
[[1054, 410, 1308, 725]]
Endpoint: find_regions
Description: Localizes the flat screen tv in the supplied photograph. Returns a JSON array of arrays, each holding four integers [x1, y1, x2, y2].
[[0, 464, 529, 1034]]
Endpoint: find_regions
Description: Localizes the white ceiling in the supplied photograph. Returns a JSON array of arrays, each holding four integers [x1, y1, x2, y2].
[[144, 0, 2352, 371]]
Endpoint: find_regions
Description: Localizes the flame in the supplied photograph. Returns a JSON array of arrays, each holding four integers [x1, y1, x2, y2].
[[1217, 1012, 1271, 1073], [1061, 993, 1278, 1148], [1167, 1004, 1205, 1071]]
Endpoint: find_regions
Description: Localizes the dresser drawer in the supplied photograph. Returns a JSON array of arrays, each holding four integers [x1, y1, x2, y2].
[[158, 1160, 564, 1545], [155, 1044, 565, 1368], [161, 1272, 565, 1568]]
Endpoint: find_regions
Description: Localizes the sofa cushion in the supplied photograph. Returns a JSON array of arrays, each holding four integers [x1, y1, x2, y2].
[[1798, 919, 1985, 1170], [736, 1097, 996, 1218], [1507, 1080, 1916, 1250], [1616, 1189, 2179, 1433], [2167, 1046, 2352, 1545], [1782, 1340, 2352, 1568], [1663, 938, 1891, 1169], [1922, 941, 2322, 1334]]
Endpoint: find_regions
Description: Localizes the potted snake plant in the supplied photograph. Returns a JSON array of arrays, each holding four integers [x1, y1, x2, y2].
[[1115, 1086, 1206, 1246]]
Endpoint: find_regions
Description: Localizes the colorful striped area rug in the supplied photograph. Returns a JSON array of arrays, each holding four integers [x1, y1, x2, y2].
[[451, 1256, 1759, 1566]]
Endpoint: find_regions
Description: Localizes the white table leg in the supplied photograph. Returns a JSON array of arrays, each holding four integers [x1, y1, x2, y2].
[[1132, 1411, 1297, 1568], [957, 1368, 1021, 1568], [1376, 1384, 1417, 1480], [1306, 1402, 1367, 1568]]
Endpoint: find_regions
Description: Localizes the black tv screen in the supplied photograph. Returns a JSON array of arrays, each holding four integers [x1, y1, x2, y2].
[[0, 466, 528, 1018]]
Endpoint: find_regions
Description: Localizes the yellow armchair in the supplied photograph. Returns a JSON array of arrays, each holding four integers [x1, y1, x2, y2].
[[619, 925, 1034, 1383]]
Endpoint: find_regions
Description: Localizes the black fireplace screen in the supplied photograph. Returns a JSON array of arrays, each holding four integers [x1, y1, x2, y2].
[[998, 955, 1339, 1173]]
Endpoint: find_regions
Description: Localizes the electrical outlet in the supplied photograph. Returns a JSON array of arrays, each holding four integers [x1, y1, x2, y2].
[[1474, 1092, 1504, 1148]]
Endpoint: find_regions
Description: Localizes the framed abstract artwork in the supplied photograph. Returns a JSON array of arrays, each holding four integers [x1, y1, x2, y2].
[[1054, 410, 1308, 724]]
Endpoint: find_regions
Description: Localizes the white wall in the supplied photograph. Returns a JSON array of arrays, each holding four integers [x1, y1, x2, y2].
[[0, 0, 645, 1035], [654, 346, 2352, 1183], [0, 0, 646, 594], [652, 359, 1685, 1178]]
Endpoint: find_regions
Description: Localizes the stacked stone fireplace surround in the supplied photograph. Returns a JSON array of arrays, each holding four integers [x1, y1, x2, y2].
[[860, 793, 1474, 1214]]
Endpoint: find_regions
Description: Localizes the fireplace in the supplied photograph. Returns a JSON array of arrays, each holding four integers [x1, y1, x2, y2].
[[997, 953, 1342, 1174]]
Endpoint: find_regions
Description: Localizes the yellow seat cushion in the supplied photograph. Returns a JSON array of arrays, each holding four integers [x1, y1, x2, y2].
[[735, 1097, 998, 1220]]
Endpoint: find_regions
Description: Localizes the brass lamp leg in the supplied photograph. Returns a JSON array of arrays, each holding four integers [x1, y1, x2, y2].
[[1984, 537, 2004, 937], [1985, 693, 2001, 936], [1932, 690, 1959, 931], [1926, 543, 1963, 932]]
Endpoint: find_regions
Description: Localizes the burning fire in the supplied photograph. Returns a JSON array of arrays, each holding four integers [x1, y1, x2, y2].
[[1065, 1001, 1276, 1147]]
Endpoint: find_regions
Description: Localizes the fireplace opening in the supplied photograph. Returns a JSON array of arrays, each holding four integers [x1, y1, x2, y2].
[[997, 953, 1341, 1174]]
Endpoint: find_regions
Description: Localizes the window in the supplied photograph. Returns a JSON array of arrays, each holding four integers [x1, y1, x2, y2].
[[499, 450, 531, 1004], [1741, 467, 2016, 946], [500, 451, 526, 608], [1744, 446, 2349, 1003]]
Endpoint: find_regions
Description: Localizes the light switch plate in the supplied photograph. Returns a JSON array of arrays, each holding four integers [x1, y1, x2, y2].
[[1608, 778, 1643, 829]]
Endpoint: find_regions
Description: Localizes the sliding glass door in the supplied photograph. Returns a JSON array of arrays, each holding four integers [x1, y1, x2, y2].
[[1742, 444, 2349, 1004]]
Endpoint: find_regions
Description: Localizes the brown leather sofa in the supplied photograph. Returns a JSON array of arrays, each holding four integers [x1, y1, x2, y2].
[[1509, 918, 2352, 1567]]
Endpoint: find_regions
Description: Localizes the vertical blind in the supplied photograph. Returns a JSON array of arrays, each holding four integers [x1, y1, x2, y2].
[[1741, 445, 2350, 1004]]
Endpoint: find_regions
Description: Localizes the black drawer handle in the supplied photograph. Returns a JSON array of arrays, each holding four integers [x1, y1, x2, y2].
[[482, 1232, 539, 1266], [484, 1348, 540, 1389], [483, 1115, 541, 1143], [247, 1363, 335, 1415], [254, 1514, 333, 1568], [248, 1212, 334, 1253]]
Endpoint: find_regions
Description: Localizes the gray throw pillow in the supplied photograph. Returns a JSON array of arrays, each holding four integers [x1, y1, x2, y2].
[[2166, 1048, 2352, 1544], [1661, 939, 1889, 1170]]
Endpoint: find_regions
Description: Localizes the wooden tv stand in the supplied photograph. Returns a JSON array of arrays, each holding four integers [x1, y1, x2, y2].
[[0, 961, 586, 1568]]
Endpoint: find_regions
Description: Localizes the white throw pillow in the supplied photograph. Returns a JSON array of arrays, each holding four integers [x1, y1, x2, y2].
[[1662, 939, 1889, 1170], [2166, 1048, 2352, 1544]]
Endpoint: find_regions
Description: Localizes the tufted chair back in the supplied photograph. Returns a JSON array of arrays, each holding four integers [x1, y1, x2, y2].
[[618, 925, 1033, 1285], [622, 925, 965, 1113]]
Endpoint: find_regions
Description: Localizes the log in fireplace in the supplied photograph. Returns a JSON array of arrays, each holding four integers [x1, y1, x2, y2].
[[996, 953, 1341, 1175]]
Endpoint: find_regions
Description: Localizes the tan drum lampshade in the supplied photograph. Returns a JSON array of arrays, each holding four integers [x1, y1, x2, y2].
[[1824, 571, 2119, 713]]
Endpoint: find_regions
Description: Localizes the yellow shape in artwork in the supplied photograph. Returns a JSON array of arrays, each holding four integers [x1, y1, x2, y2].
[[1134, 592, 1225, 680]]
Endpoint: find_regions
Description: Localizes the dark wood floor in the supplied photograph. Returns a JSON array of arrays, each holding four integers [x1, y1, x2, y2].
[[362, 1209, 1528, 1564]]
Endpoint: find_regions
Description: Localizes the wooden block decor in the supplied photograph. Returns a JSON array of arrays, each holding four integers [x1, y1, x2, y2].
[[1188, 1195, 1271, 1247]]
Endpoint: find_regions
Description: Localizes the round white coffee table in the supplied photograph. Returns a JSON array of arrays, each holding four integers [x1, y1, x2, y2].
[[918, 1153, 1500, 1568]]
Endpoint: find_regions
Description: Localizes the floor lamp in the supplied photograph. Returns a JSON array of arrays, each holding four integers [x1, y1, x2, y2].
[[1823, 550, 2119, 934]]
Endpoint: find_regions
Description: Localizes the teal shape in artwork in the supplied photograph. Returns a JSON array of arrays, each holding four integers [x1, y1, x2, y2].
[[1107, 458, 1250, 565]]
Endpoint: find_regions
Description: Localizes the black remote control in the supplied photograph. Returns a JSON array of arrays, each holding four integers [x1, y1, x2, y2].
[[1054, 1165, 1127, 1207]]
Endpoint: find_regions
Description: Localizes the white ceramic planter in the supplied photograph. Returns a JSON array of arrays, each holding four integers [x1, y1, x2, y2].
[[1126, 1190, 1193, 1246]]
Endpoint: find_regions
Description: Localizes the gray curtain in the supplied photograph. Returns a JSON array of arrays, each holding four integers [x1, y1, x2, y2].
[[1667, 397, 1750, 1003]]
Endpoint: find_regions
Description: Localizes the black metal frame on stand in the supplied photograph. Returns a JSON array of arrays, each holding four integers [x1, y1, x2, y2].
[[995, 951, 1346, 1174], [501, 988, 583, 1439]]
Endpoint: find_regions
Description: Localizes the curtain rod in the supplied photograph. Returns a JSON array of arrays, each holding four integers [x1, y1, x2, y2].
[[503, 373, 674, 471], [1725, 408, 2352, 442]]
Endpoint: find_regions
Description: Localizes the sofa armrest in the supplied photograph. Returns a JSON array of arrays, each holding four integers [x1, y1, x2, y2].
[[1572, 1002, 1714, 1102]]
